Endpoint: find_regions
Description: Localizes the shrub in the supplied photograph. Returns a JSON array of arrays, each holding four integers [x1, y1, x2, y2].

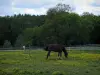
[[20, 70, 32, 75], [35, 70, 43, 74], [52, 71, 65, 75], [3, 40, 12, 48], [13, 68, 20, 73]]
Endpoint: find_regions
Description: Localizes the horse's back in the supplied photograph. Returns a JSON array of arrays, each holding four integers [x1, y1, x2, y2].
[[46, 44, 65, 52]]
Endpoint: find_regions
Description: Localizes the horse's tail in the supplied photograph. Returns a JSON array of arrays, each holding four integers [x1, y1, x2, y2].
[[62, 47, 68, 58]]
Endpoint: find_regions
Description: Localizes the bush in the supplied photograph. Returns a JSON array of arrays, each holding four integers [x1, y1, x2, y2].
[[13, 68, 20, 73], [52, 71, 65, 75], [3, 40, 12, 48], [20, 70, 32, 75], [35, 70, 43, 74]]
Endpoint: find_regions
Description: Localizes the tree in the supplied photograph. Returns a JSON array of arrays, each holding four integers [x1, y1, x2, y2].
[[43, 4, 81, 45], [81, 12, 96, 44], [14, 34, 24, 47], [90, 15, 100, 44], [47, 3, 72, 19], [47, 3, 72, 14]]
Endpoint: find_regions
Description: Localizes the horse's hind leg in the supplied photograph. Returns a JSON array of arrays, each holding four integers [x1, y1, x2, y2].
[[60, 52, 62, 57], [46, 51, 51, 59], [58, 52, 62, 59], [58, 52, 62, 57], [58, 52, 60, 57]]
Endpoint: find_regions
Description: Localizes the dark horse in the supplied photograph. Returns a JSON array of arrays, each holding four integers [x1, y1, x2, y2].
[[44, 44, 68, 59]]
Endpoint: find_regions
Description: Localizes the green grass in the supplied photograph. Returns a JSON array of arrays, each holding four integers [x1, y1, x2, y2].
[[0, 50, 100, 75]]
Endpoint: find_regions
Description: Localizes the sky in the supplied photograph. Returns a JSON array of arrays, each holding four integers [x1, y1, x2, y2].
[[0, 0, 100, 16]]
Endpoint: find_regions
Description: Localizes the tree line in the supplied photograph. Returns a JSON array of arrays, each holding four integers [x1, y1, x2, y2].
[[0, 3, 100, 48]]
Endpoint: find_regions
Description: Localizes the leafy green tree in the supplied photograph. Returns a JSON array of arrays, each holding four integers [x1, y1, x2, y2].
[[14, 34, 24, 47], [90, 15, 100, 44], [81, 12, 96, 44]]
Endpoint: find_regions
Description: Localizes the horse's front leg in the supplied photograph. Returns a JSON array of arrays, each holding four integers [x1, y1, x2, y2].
[[46, 51, 51, 59]]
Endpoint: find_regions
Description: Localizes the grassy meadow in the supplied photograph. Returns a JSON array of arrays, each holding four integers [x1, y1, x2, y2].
[[0, 49, 100, 75]]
